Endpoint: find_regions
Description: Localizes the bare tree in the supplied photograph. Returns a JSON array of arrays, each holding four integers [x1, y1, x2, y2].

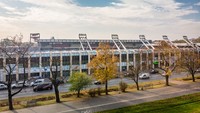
[[127, 53, 143, 90], [156, 41, 180, 86], [0, 34, 32, 110], [179, 50, 200, 82], [49, 56, 62, 103]]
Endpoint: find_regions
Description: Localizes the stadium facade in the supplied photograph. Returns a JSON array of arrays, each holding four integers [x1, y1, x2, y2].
[[0, 34, 199, 82]]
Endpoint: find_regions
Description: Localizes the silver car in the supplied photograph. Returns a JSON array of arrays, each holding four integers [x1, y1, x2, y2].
[[0, 84, 7, 90]]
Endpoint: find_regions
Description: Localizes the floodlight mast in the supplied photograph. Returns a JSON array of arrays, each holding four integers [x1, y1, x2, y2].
[[162, 35, 178, 49], [111, 34, 127, 50], [183, 36, 200, 50], [30, 33, 40, 43], [139, 35, 155, 50], [79, 34, 92, 51]]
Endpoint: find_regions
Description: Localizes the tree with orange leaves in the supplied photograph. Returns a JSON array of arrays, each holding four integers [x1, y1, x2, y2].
[[88, 43, 118, 95]]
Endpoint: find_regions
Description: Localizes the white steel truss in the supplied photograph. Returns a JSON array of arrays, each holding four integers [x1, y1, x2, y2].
[[162, 35, 178, 49], [111, 34, 127, 50], [183, 36, 200, 50], [79, 34, 92, 51], [139, 35, 155, 50]]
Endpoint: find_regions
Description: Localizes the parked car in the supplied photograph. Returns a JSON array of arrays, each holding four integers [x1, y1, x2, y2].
[[139, 73, 150, 79], [33, 83, 53, 92], [30, 79, 45, 87], [11, 81, 29, 89], [94, 80, 102, 85], [0, 84, 7, 90], [150, 69, 159, 74]]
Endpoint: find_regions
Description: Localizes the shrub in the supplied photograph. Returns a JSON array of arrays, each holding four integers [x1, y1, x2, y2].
[[182, 77, 192, 81], [35, 97, 48, 101], [195, 76, 200, 79], [61, 94, 73, 98], [119, 81, 128, 92], [88, 89, 96, 97], [47, 96, 55, 100], [97, 87, 102, 96]]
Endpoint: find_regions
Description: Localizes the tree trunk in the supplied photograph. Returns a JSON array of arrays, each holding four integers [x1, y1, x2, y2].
[[136, 82, 139, 90], [165, 75, 169, 86], [105, 80, 108, 95], [192, 73, 195, 82], [77, 90, 80, 98], [54, 84, 61, 103], [8, 85, 13, 110]]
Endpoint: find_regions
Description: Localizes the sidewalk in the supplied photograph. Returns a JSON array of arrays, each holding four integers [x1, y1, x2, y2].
[[2, 80, 200, 113]]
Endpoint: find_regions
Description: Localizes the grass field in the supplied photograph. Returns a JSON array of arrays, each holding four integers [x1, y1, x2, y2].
[[99, 92, 200, 113]]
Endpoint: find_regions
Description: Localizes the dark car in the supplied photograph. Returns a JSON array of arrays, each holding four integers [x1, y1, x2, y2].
[[94, 80, 102, 85], [150, 69, 159, 74], [33, 83, 53, 92]]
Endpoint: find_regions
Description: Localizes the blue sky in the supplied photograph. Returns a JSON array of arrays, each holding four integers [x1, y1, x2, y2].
[[0, 0, 199, 41]]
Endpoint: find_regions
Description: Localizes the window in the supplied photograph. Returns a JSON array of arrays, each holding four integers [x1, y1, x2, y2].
[[52, 56, 60, 66], [129, 54, 133, 62], [0, 58, 3, 69], [63, 56, 70, 65], [42, 57, 50, 67], [31, 57, 39, 67], [121, 54, 127, 62], [81, 55, 88, 64], [19, 58, 28, 68], [72, 56, 79, 65]]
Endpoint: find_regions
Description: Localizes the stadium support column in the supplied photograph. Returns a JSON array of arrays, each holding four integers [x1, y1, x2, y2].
[[16, 54, 19, 81], [39, 52, 42, 77], [60, 51, 63, 77], [70, 52, 72, 76], [119, 51, 122, 72], [79, 52, 82, 72], [88, 52, 91, 75], [158, 51, 161, 68], [50, 51, 52, 78], [146, 50, 149, 70], [126, 51, 129, 71], [28, 56, 31, 79], [152, 50, 155, 69], [3, 56, 6, 81], [133, 52, 136, 68], [140, 50, 142, 70]]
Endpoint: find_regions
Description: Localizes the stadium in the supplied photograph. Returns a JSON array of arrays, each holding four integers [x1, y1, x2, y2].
[[0, 33, 199, 82]]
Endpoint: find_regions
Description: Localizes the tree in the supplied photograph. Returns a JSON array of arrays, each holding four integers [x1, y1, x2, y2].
[[127, 54, 142, 90], [49, 56, 63, 103], [0, 34, 32, 110], [157, 41, 180, 86], [69, 72, 92, 97], [179, 50, 200, 82], [88, 43, 118, 95]]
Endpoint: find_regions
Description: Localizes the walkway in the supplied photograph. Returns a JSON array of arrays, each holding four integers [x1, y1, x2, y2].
[[2, 80, 200, 113]]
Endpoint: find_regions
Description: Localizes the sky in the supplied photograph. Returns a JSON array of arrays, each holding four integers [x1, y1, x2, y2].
[[0, 0, 200, 41]]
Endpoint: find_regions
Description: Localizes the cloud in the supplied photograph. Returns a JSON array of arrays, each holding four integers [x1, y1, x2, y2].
[[195, 2, 200, 6], [0, 0, 199, 41], [0, 2, 16, 12]]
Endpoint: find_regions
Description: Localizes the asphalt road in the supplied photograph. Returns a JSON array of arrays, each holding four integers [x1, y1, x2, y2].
[[0, 72, 188, 100]]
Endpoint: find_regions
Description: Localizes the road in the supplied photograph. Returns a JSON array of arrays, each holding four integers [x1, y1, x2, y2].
[[2, 76, 200, 113], [0, 72, 188, 100]]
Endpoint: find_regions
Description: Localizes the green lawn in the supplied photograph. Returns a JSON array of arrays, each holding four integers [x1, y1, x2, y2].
[[99, 92, 200, 113]]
